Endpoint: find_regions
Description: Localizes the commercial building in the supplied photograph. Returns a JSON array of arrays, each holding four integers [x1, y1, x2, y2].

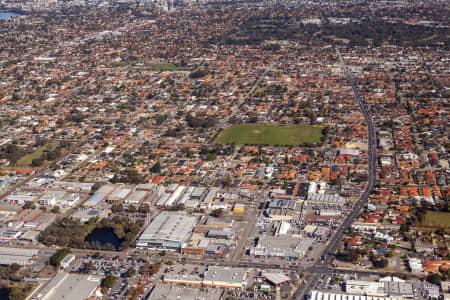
[[176, 186, 195, 205], [262, 272, 291, 285], [38, 272, 102, 300], [190, 187, 207, 200], [136, 211, 196, 251], [233, 203, 245, 213], [148, 284, 223, 300], [205, 218, 234, 228], [83, 193, 107, 207], [408, 258, 424, 273], [276, 222, 291, 235], [162, 265, 246, 289], [163, 272, 203, 286], [165, 185, 186, 207], [0, 228, 21, 241], [309, 291, 403, 300], [207, 230, 235, 239], [203, 266, 247, 289], [345, 279, 414, 298], [155, 192, 170, 206], [5, 192, 39, 205], [265, 207, 296, 221], [60, 254, 75, 270], [107, 187, 132, 204], [203, 188, 218, 204], [307, 192, 345, 205], [268, 199, 296, 210], [72, 207, 109, 223], [123, 190, 148, 205], [251, 236, 314, 258]]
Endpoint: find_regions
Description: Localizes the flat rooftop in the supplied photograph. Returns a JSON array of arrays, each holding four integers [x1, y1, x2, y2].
[[39, 272, 102, 300], [138, 211, 196, 243], [204, 266, 247, 286], [149, 284, 223, 300]]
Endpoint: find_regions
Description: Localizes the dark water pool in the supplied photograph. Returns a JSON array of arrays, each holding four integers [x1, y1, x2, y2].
[[85, 227, 121, 250]]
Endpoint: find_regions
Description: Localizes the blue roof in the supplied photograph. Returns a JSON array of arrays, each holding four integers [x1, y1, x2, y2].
[[84, 193, 106, 206]]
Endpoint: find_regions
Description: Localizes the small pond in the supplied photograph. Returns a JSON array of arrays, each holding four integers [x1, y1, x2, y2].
[[85, 227, 121, 250]]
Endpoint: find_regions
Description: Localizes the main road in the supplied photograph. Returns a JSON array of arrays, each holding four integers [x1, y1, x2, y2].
[[291, 47, 377, 299]]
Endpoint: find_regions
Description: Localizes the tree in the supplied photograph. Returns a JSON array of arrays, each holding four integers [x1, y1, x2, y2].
[[84, 262, 94, 272], [371, 255, 389, 269], [189, 69, 207, 79], [427, 273, 442, 285], [91, 182, 102, 193], [211, 208, 224, 218], [127, 205, 137, 213], [111, 204, 123, 213], [124, 170, 142, 184], [337, 249, 361, 263], [138, 205, 150, 214], [31, 158, 44, 167], [22, 202, 35, 210], [102, 274, 116, 288], [399, 223, 409, 233], [0, 263, 22, 281], [49, 248, 71, 267], [126, 267, 136, 277], [51, 206, 60, 214], [149, 264, 161, 275], [150, 161, 161, 173]]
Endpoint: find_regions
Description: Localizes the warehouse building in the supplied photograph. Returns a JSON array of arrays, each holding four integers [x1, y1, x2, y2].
[[162, 265, 246, 289], [268, 199, 296, 210], [164, 185, 186, 207], [309, 291, 403, 300], [148, 284, 223, 300], [203, 266, 247, 289], [83, 193, 107, 207], [107, 186, 132, 204], [190, 187, 207, 200], [72, 207, 109, 223], [307, 192, 345, 205], [39, 272, 102, 300], [123, 190, 148, 205], [345, 279, 414, 298], [207, 230, 235, 239], [136, 211, 196, 251], [251, 236, 314, 258]]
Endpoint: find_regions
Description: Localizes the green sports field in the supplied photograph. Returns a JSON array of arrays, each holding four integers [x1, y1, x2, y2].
[[424, 211, 450, 228], [217, 124, 324, 146]]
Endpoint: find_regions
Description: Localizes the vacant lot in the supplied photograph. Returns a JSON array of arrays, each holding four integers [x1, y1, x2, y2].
[[217, 124, 324, 146], [424, 211, 450, 228]]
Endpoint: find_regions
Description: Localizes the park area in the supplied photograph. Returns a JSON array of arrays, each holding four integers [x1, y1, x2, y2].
[[424, 211, 450, 229], [150, 62, 188, 71], [14, 142, 59, 167], [217, 124, 324, 146]]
